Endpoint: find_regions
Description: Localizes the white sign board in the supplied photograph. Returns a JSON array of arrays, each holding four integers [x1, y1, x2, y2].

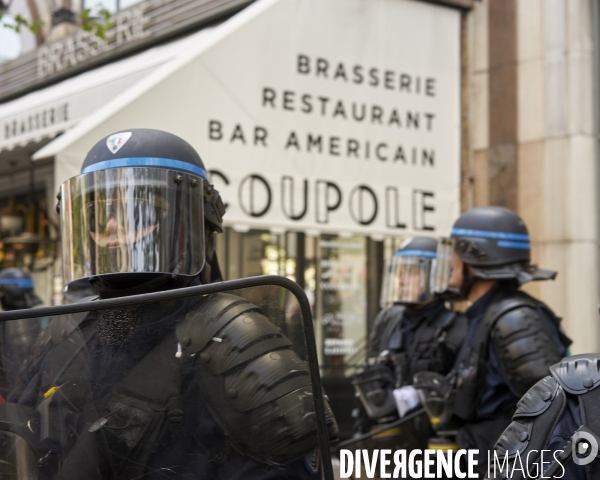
[[200, 0, 461, 236], [46, 0, 461, 236]]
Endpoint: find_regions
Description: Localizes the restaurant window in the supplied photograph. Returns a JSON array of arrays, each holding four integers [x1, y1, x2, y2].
[[0, 164, 56, 272], [383, 236, 405, 265], [304, 234, 368, 379], [215, 229, 382, 380], [0, 162, 57, 305], [215, 228, 297, 281]]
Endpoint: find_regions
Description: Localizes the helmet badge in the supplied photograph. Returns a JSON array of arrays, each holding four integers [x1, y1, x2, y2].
[[106, 132, 132, 154]]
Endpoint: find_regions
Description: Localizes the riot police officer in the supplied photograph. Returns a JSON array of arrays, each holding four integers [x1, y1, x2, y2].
[[352, 237, 467, 449], [433, 206, 571, 477], [0, 268, 42, 398], [493, 354, 599, 480], [2, 129, 337, 479], [0, 268, 42, 311]]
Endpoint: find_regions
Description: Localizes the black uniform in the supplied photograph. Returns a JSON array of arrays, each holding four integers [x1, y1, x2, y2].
[[11, 292, 334, 479], [494, 354, 600, 480], [370, 301, 466, 388], [433, 206, 572, 477], [353, 300, 466, 442], [452, 283, 569, 477], [353, 236, 467, 439]]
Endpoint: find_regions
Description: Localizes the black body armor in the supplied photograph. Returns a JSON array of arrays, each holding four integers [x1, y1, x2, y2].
[[348, 301, 465, 460], [354, 301, 466, 421], [454, 289, 569, 421], [175, 293, 338, 466], [4, 292, 338, 479], [367, 304, 406, 357], [494, 354, 600, 480]]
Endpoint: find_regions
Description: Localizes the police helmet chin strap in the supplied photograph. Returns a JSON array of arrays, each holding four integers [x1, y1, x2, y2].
[[460, 263, 477, 300], [24, 293, 33, 309], [434, 263, 477, 302], [203, 184, 225, 234]]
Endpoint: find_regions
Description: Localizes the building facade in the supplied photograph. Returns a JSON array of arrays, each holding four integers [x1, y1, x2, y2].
[[465, 0, 599, 355]]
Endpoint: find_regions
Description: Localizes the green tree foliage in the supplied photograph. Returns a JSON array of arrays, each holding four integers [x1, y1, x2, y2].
[[79, 7, 112, 40], [0, 7, 112, 40], [0, 12, 43, 33]]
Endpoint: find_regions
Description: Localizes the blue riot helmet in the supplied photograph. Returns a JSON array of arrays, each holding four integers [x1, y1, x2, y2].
[[433, 206, 556, 299], [57, 129, 226, 297], [380, 237, 438, 306], [0, 268, 42, 310]]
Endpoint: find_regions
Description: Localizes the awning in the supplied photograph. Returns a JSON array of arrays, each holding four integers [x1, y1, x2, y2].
[[33, 0, 461, 237], [0, 29, 213, 154]]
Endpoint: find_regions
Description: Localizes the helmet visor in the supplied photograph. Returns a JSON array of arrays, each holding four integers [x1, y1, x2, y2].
[[382, 252, 436, 305], [432, 237, 455, 295], [60, 167, 206, 285]]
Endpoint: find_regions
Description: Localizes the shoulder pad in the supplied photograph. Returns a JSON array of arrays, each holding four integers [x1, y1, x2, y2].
[[175, 293, 261, 353], [550, 354, 600, 394], [494, 418, 533, 459], [376, 305, 405, 327], [176, 293, 292, 375], [388, 304, 406, 316], [486, 290, 540, 326], [513, 376, 558, 419], [369, 305, 404, 353], [491, 305, 564, 397], [491, 304, 545, 341], [178, 292, 339, 464]]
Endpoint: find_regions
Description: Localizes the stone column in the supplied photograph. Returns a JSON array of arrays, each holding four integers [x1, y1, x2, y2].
[[467, 0, 599, 353]]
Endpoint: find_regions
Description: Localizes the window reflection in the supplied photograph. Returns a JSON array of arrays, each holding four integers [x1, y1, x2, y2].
[[307, 234, 368, 379], [215, 229, 371, 379]]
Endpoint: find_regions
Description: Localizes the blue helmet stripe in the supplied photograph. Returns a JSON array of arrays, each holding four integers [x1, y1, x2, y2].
[[451, 228, 529, 242], [0, 279, 34, 288], [395, 250, 437, 258], [81, 157, 209, 180], [497, 240, 530, 249]]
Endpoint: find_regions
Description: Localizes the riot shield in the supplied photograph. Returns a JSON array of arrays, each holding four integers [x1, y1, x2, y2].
[[0, 275, 338, 480]]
